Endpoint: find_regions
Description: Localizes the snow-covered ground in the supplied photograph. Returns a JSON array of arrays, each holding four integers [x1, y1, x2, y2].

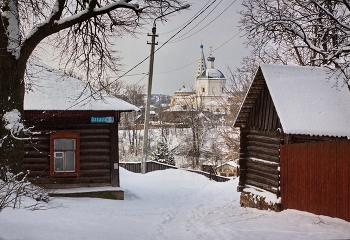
[[1, 168, 350, 240]]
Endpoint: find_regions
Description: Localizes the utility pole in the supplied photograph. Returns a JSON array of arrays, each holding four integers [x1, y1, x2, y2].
[[140, 4, 190, 174], [141, 24, 158, 174]]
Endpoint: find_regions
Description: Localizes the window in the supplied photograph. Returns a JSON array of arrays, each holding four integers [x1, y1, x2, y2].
[[50, 131, 80, 177], [202, 87, 205, 93]]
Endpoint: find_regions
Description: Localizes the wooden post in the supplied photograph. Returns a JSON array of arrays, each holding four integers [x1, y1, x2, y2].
[[237, 126, 248, 192], [110, 112, 119, 187], [277, 129, 284, 199]]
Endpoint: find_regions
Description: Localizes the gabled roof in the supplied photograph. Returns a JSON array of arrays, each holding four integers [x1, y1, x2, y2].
[[216, 160, 238, 169], [235, 64, 350, 137], [24, 61, 140, 112]]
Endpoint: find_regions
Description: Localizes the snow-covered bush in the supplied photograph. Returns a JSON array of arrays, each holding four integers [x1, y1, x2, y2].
[[0, 170, 50, 212]]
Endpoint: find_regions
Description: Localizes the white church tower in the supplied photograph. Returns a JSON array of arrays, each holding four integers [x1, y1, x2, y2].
[[194, 45, 227, 109]]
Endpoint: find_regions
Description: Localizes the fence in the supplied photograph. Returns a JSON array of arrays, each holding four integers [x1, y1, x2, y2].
[[120, 161, 177, 173], [120, 161, 230, 182], [280, 140, 350, 222]]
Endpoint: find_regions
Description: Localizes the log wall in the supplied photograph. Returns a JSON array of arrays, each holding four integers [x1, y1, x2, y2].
[[238, 82, 281, 196], [240, 130, 280, 195]]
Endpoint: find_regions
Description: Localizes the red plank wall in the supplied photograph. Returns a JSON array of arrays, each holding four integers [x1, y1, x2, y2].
[[280, 140, 350, 222]]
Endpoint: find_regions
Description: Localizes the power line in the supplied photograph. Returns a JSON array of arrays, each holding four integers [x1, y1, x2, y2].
[[170, 0, 224, 43], [153, 29, 242, 76], [157, 0, 213, 36], [212, 29, 243, 52], [170, 1, 235, 43], [125, 1, 214, 37]]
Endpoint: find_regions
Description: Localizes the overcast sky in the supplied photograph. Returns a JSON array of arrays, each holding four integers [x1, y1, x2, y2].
[[38, 0, 250, 96]]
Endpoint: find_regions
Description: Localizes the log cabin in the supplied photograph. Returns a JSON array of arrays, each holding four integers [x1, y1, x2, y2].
[[234, 64, 350, 221], [23, 61, 139, 198]]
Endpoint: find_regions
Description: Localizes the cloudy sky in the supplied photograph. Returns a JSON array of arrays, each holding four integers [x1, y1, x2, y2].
[[38, 0, 251, 96]]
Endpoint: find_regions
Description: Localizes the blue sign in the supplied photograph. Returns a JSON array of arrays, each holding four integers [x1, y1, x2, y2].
[[91, 116, 115, 123]]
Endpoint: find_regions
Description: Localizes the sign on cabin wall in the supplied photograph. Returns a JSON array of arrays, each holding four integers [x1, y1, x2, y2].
[[91, 116, 115, 123]]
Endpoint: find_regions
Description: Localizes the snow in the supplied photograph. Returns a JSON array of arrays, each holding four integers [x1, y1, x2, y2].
[[244, 185, 281, 204], [175, 86, 193, 93], [204, 100, 226, 106], [249, 157, 279, 166], [2, 0, 21, 59], [52, 186, 123, 194], [166, 105, 187, 111], [217, 160, 238, 168], [24, 61, 140, 112], [1, 168, 350, 240], [261, 64, 350, 137], [200, 68, 225, 78], [2, 109, 24, 135]]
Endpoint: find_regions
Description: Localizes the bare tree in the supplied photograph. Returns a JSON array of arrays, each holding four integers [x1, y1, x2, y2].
[[172, 96, 211, 169], [100, 78, 125, 96], [240, 0, 350, 86], [0, 0, 188, 176], [118, 83, 145, 158], [219, 56, 259, 162], [225, 55, 258, 122]]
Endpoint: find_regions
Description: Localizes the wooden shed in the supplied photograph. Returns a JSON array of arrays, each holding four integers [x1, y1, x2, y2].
[[23, 61, 139, 197], [234, 64, 350, 221], [215, 160, 238, 177]]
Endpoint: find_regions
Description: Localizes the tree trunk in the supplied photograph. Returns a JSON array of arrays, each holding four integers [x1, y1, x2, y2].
[[0, 56, 27, 177]]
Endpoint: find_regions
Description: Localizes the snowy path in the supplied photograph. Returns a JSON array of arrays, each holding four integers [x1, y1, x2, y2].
[[0, 168, 350, 240]]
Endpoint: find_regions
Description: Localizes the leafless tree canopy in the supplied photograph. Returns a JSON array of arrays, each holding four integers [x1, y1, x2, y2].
[[240, 0, 350, 88], [2, 0, 187, 80]]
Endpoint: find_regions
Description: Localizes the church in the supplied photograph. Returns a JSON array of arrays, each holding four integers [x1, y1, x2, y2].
[[170, 44, 228, 114]]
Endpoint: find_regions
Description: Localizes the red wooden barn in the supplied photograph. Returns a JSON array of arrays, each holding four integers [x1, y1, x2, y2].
[[234, 64, 350, 222], [23, 61, 139, 199]]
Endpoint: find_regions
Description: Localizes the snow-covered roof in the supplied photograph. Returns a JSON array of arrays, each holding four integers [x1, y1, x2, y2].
[[175, 86, 193, 94], [236, 64, 350, 137], [174, 83, 194, 97], [204, 100, 226, 107], [166, 105, 187, 112], [24, 61, 140, 112], [199, 69, 225, 79], [216, 160, 238, 168]]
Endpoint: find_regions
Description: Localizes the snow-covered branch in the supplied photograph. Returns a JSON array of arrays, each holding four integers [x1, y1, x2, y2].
[[240, 0, 350, 86], [2, 0, 21, 59], [52, 1, 141, 32], [0, 171, 50, 212], [2, 109, 32, 140]]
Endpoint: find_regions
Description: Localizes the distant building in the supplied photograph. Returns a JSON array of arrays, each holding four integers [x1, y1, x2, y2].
[[170, 44, 228, 114], [215, 160, 238, 177], [170, 83, 195, 108]]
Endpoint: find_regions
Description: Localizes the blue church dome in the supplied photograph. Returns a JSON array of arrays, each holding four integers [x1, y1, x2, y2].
[[199, 69, 225, 79]]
